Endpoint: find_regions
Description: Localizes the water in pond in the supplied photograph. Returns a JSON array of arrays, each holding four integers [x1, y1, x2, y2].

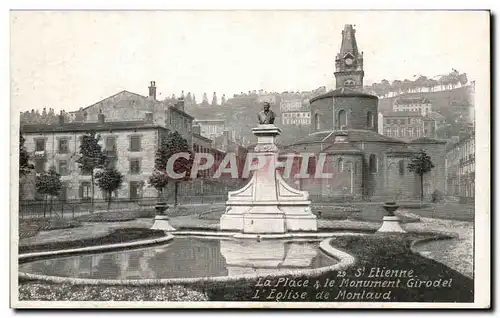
[[20, 237, 337, 280]]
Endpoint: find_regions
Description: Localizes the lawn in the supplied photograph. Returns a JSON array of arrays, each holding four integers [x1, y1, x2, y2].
[[19, 228, 166, 255], [195, 233, 473, 302], [18, 232, 473, 302]]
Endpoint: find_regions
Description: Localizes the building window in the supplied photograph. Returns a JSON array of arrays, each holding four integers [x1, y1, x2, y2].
[[366, 111, 373, 128], [398, 160, 405, 176], [35, 139, 45, 151], [58, 138, 69, 154], [130, 159, 141, 174], [35, 159, 45, 173], [130, 136, 141, 152], [79, 181, 92, 201], [105, 136, 116, 152], [129, 181, 141, 200], [59, 182, 68, 201], [314, 113, 320, 130], [58, 160, 69, 176], [337, 158, 344, 172], [369, 154, 378, 173], [338, 110, 347, 129]]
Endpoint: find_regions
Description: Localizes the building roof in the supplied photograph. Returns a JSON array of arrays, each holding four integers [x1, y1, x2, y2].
[[409, 137, 448, 144], [338, 24, 359, 57], [322, 142, 364, 154], [21, 120, 165, 134], [193, 119, 226, 124], [429, 111, 446, 120], [193, 133, 212, 143], [310, 87, 378, 103], [384, 111, 423, 118], [288, 129, 405, 146], [394, 97, 431, 105]]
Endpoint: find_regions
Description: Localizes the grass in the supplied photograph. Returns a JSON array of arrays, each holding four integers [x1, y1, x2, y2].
[[17, 232, 474, 302], [18, 283, 208, 301], [19, 218, 82, 239], [192, 233, 473, 302], [19, 228, 166, 255], [75, 209, 154, 223]]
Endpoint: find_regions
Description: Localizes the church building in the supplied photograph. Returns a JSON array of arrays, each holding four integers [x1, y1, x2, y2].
[[281, 24, 446, 201]]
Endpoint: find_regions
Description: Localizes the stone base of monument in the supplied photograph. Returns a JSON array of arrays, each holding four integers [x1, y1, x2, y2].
[[151, 215, 176, 231], [377, 216, 406, 233], [219, 124, 317, 234]]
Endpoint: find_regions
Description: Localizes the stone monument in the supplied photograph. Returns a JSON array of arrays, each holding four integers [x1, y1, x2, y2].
[[151, 202, 176, 231], [377, 202, 406, 233], [219, 103, 317, 234]]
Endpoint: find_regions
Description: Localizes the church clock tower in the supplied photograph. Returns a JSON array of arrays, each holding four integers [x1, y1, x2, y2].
[[334, 24, 364, 90]]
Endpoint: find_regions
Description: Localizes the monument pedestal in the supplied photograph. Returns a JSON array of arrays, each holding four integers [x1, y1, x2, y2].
[[377, 216, 406, 233], [220, 124, 317, 234], [377, 202, 406, 233], [151, 203, 176, 231], [151, 215, 176, 231]]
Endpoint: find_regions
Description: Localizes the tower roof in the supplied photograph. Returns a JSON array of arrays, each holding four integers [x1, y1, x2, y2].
[[339, 24, 359, 57]]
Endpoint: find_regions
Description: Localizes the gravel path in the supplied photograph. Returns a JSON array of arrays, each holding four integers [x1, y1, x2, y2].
[[19, 218, 154, 247], [406, 217, 473, 278]]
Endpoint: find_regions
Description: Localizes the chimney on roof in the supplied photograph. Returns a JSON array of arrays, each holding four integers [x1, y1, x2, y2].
[[58, 110, 64, 126], [175, 98, 185, 111], [98, 110, 105, 124], [148, 81, 157, 101]]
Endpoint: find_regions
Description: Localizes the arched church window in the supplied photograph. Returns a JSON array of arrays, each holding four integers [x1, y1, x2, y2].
[[369, 154, 378, 173], [337, 158, 343, 172], [314, 113, 320, 130], [344, 79, 356, 87], [338, 109, 347, 129], [398, 160, 405, 176], [366, 111, 374, 128]]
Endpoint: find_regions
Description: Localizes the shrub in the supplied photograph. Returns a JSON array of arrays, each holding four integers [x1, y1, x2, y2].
[[431, 189, 445, 203]]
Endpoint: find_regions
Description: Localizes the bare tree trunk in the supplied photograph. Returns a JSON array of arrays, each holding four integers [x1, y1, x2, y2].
[[107, 191, 112, 211], [420, 174, 424, 202], [174, 182, 179, 207], [90, 169, 94, 213], [43, 194, 47, 218]]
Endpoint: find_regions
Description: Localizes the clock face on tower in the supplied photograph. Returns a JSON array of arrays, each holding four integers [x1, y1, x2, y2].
[[345, 58, 353, 66]]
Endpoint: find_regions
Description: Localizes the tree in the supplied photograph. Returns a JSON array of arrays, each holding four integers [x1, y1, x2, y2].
[[407, 150, 435, 202], [391, 80, 403, 95], [415, 75, 428, 92], [202, 92, 209, 105], [76, 132, 105, 212], [36, 166, 62, 217], [212, 92, 218, 106], [149, 131, 193, 206], [95, 167, 124, 211], [380, 79, 391, 97], [19, 132, 34, 177], [459, 73, 468, 87]]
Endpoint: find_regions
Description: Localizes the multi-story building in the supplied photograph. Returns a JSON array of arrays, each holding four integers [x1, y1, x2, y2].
[[446, 133, 475, 202], [382, 111, 436, 141], [280, 98, 311, 126], [393, 97, 432, 117], [192, 119, 226, 140], [285, 24, 447, 201], [20, 81, 200, 201], [21, 113, 169, 201]]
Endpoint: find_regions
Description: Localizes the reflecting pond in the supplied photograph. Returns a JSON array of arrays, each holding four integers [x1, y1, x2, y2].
[[20, 237, 337, 280]]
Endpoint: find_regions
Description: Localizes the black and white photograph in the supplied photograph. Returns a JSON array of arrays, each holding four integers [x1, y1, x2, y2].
[[10, 10, 490, 309]]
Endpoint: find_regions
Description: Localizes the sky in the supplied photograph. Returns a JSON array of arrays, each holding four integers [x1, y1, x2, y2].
[[10, 10, 489, 113]]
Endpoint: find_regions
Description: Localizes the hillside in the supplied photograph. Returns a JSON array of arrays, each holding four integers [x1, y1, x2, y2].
[[186, 86, 475, 147], [378, 85, 474, 118]]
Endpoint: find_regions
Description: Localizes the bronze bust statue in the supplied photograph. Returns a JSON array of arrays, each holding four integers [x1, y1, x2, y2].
[[257, 102, 276, 124]]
